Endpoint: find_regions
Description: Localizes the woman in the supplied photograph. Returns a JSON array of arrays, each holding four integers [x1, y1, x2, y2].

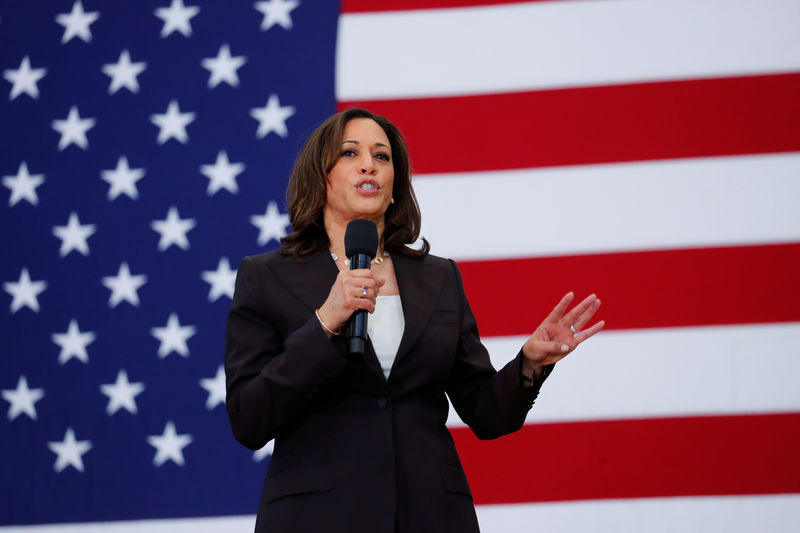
[[225, 108, 604, 533]]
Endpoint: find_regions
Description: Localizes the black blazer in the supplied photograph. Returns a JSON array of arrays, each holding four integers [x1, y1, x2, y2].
[[225, 249, 550, 533]]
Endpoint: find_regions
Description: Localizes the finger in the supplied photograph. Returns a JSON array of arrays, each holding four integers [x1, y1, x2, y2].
[[366, 284, 378, 304], [358, 297, 376, 314], [373, 277, 386, 296], [544, 292, 574, 323], [347, 290, 375, 310], [551, 340, 571, 353], [571, 298, 601, 331], [574, 320, 605, 343], [545, 292, 574, 324], [562, 293, 597, 326], [348, 269, 375, 278], [354, 286, 369, 300], [356, 280, 380, 300]]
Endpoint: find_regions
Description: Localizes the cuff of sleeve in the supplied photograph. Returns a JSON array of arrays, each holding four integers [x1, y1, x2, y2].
[[518, 351, 554, 409]]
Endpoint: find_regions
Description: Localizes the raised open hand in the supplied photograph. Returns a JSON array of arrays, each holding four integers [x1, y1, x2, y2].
[[521, 292, 605, 376]]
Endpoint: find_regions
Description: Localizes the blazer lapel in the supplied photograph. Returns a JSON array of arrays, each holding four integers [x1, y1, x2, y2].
[[266, 250, 338, 311], [391, 253, 446, 371]]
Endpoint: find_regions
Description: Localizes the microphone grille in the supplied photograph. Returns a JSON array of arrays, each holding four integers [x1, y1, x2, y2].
[[344, 219, 379, 258]]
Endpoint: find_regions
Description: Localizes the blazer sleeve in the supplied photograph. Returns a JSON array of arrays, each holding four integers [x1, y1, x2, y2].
[[224, 255, 349, 450], [445, 259, 553, 440]]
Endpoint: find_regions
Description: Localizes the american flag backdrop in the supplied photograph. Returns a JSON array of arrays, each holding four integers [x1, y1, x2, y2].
[[2, 0, 800, 531]]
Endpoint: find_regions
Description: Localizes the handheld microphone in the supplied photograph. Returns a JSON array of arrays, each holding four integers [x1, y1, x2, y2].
[[344, 219, 379, 356]]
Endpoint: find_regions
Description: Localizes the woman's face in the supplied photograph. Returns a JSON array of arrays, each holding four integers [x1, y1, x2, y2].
[[324, 118, 394, 226]]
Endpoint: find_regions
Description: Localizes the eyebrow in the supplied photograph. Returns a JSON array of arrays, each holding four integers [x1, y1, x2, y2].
[[343, 140, 391, 149]]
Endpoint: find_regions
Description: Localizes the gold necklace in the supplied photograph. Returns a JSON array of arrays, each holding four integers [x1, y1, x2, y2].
[[330, 251, 389, 267]]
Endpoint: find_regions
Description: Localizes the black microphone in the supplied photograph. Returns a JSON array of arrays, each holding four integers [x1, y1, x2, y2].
[[344, 219, 379, 356]]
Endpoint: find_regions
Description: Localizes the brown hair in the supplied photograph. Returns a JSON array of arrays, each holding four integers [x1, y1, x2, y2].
[[280, 107, 430, 259]]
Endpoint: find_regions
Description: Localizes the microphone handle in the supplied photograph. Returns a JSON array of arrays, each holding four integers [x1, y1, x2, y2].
[[346, 253, 372, 355]]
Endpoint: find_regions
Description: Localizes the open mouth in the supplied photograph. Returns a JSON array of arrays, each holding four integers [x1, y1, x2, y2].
[[356, 179, 379, 192]]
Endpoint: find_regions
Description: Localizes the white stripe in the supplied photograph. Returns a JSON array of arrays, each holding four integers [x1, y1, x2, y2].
[[5, 495, 798, 532], [337, 0, 800, 100], [0, 515, 255, 533], [414, 152, 800, 261], [447, 322, 800, 427], [476, 494, 800, 533]]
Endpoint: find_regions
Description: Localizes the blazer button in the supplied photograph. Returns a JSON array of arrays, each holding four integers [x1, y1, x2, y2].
[[377, 397, 388, 409]]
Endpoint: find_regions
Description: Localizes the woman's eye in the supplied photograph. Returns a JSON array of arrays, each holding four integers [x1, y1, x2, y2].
[[342, 150, 356, 157], [375, 153, 390, 161]]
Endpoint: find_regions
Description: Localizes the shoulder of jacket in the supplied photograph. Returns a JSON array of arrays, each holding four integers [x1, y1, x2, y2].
[[242, 248, 290, 268], [423, 253, 454, 269]]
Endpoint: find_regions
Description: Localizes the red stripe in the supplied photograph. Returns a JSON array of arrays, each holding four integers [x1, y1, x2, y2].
[[452, 413, 800, 503], [338, 73, 800, 174], [342, 0, 549, 14], [457, 242, 800, 336]]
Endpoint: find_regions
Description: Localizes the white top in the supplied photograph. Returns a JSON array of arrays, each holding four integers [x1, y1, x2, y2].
[[368, 295, 405, 379]]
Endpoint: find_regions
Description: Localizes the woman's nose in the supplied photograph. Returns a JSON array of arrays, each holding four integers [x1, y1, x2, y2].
[[359, 156, 376, 175]]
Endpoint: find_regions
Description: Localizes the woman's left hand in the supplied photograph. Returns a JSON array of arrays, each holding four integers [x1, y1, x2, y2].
[[521, 292, 605, 378]]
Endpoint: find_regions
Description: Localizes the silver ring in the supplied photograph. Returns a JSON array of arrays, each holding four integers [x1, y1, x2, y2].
[[570, 323, 579, 335], [361, 286, 368, 297]]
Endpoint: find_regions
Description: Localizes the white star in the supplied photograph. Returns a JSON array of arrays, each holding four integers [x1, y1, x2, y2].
[[4, 268, 46, 313], [52, 106, 96, 151], [3, 162, 44, 207], [101, 49, 147, 94], [55, 1, 100, 43], [150, 206, 196, 251], [3, 56, 46, 100], [255, 0, 299, 31], [199, 365, 226, 410], [147, 421, 193, 467], [151, 313, 196, 358], [201, 257, 237, 301], [102, 262, 147, 308], [201, 44, 246, 89], [51, 319, 96, 365], [155, 0, 200, 38], [2, 376, 45, 421], [250, 201, 290, 246], [48, 428, 92, 473], [250, 94, 294, 139], [101, 156, 145, 201], [100, 370, 145, 415], [254, 440, 274, 462], [150, 100, 196, 145], [52, 212, 96, 257], [199, 150, 244, 195]]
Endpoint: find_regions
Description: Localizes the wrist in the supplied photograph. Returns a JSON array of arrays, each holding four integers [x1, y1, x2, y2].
[[315, 308, 340, 337], [521, 358, 544, 379]]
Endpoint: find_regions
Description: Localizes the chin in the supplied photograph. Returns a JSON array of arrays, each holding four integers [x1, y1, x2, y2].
[[352, 210, 385, 221], [351, 202, 388, 219]]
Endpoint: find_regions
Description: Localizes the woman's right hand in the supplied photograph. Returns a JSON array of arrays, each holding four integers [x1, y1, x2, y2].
[[317, 269, 385, 335]]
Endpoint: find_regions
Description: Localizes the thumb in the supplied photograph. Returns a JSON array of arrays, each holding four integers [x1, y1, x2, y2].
[[376, 277, 386, 287], [548, 341, 570, 354], [523, 339, 570, 360]]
